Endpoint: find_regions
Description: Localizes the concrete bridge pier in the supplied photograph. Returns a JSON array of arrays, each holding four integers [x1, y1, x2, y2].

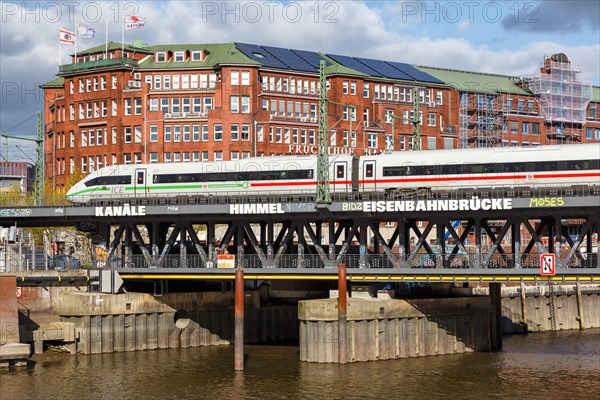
[[489, 282, 503, 351]]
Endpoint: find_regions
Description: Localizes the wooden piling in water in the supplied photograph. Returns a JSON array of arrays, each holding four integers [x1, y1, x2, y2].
[[234, 268, 244, 371]]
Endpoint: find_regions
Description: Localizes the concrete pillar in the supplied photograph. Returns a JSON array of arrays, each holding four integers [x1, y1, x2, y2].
[[234, 268, 244, 371], [338, 263, 348, 364], [489, 282, 502, 351]]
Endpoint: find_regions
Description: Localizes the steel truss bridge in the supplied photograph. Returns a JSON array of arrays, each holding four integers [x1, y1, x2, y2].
[[1, 187, 599, 282]]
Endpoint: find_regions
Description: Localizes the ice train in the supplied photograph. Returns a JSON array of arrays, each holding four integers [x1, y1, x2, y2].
[[66, 144, 600, 204]]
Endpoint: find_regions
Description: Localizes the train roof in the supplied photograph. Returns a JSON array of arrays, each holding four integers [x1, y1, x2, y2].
[[367, 143, 600, 164]]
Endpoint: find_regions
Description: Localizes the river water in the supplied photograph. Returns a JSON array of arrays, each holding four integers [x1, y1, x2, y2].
[[1, 329, 598, 400]]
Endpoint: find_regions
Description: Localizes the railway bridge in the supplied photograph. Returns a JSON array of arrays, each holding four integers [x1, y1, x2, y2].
[[1, 186, 598, 283]]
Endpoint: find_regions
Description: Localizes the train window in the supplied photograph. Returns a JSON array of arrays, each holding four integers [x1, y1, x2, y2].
[[483, 164, 496, 173], [336, 165, 345, 178], [534, 161, 558, 171], [566, 160, 591, 170], [365, 163, 374, 178], [442, 164, 460, 175], [85, 175, 131, 187], [137, 171, 144, 184]]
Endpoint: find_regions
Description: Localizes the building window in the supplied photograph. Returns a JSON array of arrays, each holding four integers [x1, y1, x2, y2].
[[241, 96, 250, 114], [241, 71, 250, 85], [173, 125, 181, 142], [134, 98, 142, 115], [256, 124, 264, 142], [427, 112, 436, 126], [518, 99, 524, 112], [510, 121, 518, 133], [124, 98, 131, 115], [367, 132, 377, 148], [156, 52, 166, 62], [192, 125, 200, 142], [93, 77, 98, 91], [591, 106, 597, 120], [231, 124, 239, 141], [528, 100, 535, 113], [201, 124, 209, 141], [174, 51, 185, 62], [81, 130, 87, 147], [204, 97, 212, 111], [586, 127, 593, 139], [230, 96, 239, 113], [506, 98, 512, 110], [164, 152, 171, 163], [241, 124, 250, 141], [149, 125, 158, 142], [342, 81, 348, 94], [149, 152, 158, 163], [149, 98, 158, 111], [134, 126, 142, 143], [214, 124, 223, 141], [214, 151, 223, 161], [230, 70, 239, 85], [522, 122, 530, 134], [191, 51, 203, 61]]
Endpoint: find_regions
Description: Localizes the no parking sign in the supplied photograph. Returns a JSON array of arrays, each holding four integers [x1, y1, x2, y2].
[[539, 254, 555, 276]]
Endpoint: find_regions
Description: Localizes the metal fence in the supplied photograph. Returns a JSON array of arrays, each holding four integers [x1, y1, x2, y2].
[[115, 252, 598, 270]]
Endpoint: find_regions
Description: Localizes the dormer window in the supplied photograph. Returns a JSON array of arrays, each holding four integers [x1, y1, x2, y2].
[[191, 51, 204, 62], [174, 51, 185, 62], [156, 52, 166, 62]]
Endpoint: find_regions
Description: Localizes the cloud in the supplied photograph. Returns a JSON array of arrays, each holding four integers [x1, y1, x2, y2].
[[502, 0, 600, 32], [0, 0, 598, 161]]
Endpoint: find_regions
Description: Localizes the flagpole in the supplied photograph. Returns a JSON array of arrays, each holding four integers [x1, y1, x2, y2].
[[121, 17, 124, 56], [74, 23, 78, 63], [105, 18, 108, 58], [59, 42, 61, 66]]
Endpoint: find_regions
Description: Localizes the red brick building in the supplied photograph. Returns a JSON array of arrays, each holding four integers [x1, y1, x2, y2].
[[41, 43, 600, 190]]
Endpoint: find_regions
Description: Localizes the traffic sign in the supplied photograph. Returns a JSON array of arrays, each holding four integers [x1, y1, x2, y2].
[[540, 254, 555, 276]]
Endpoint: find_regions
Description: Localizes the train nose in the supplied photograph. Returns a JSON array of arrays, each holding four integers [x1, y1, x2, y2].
[[66, 183, 82, 203]]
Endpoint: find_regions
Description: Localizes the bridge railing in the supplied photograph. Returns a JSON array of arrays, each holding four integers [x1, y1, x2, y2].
[[4, 183, 599, 208], [114, 252, 598, 270]]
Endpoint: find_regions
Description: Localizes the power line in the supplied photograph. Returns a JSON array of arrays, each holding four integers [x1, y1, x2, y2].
[[1, 113, 38, 135]]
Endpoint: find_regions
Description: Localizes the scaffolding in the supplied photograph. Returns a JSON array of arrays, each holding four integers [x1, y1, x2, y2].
[[458, 92, 506, 148], [528, 53, 592, 142]]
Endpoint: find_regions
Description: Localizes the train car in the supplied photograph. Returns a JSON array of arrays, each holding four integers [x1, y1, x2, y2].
[[66, 154, 356, 204], [358, 143, 600, 193]]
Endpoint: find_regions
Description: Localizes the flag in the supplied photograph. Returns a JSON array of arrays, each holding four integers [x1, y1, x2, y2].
[[59, 28, 75, 45], [77, 25, 95, 39], [124, 15, 146, 30]]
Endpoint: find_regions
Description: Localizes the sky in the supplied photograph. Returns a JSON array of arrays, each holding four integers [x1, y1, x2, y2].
[[1, 0, 599, 163]]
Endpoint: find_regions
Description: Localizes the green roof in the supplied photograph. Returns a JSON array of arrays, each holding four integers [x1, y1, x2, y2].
[[139, 43, 259, 69], [415, 66, 532, 96], [73, 41, 152, 56], [592, 87, 600, 102], [40, 77, 65, 88]]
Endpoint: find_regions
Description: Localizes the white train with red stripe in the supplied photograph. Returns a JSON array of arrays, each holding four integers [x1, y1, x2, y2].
[[66, 144, 600, 204]]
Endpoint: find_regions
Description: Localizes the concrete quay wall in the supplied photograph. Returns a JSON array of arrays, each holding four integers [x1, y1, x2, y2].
[[53, 292, 297, 354], [500, 285, 600, 333], [298, 297, 491, 363]]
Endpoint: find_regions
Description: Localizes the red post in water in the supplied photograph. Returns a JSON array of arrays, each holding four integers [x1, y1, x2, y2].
[[234, 267, 244, 371], [338, 263, 348, 364]]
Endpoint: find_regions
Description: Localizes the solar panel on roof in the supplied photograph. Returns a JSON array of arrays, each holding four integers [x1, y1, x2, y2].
[[291, 49, 330, 69], [354, 57, 414, 80], [235, 42, 288, 69], [261, 46, 315, 72], [386, 61, 444, 84], [327, 54, 383, 77]]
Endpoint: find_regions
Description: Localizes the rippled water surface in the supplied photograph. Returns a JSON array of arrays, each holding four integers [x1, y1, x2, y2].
[[1, 329, 598, 400]]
